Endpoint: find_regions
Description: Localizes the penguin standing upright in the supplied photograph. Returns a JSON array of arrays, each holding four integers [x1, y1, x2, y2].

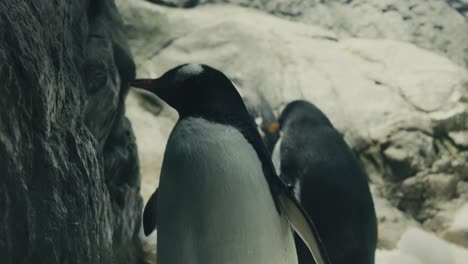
[[130, 65, 330, 264], [273, 100, 378, 264]]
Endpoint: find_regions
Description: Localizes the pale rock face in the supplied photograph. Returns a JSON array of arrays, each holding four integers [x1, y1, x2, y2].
[[118, 0, 468, 263], [377, 227, 468, 264], [443, 203, 468, 248], [371, 186, 420, 249], [125, 90, 178, 204], [376, 250, 423, 264], [194, 0, 468, 67], [398, 227, 457, 264]]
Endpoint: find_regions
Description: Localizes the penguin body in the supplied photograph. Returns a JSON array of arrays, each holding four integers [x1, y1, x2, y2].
[[157, 117, 296, 263], [274, 100, 378, 264], [131, 65, 330, 264]]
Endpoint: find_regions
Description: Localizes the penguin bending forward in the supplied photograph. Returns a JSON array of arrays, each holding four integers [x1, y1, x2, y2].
[[273, 100, 377, 264], [130, 64, 330, 264]]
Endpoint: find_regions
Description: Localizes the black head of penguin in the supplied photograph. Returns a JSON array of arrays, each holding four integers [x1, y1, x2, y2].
[[277, 100, 335, 188], [130, 65, 332, 264], [131, 64, 280, 191], [278, 100, 333, 131], [131, 64, 279, 194], [130, 64, 246, 120]]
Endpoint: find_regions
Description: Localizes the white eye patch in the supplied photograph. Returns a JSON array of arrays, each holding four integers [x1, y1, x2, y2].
[[174, 64, 204, 82], [255, 117, 263, 126]]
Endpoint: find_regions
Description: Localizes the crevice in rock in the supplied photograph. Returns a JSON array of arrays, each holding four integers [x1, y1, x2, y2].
[[144, 38, 177, 63], [145, 0, 200, 8]]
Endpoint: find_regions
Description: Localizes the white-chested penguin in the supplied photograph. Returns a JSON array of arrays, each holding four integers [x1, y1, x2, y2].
[[130, 65, 330, 264], [273, 100, 377, 264]]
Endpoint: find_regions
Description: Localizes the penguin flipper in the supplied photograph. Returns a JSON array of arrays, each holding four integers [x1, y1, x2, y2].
[[278, 192, 330, 264], [143, 188, 159, 236]]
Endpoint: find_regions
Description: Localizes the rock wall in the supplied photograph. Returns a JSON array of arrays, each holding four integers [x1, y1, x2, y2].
[[153, 0, 468, 68], [0, 0, 142, 263], [119, 1, 468, 263]]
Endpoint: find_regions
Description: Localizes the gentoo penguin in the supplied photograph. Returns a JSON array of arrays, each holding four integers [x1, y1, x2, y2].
[[237, 85, 280, 154], [130, 64, 330, 264], [272, 100, 377, 264]]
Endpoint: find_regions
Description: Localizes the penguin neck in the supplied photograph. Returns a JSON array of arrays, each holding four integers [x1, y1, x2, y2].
[[179, 110, 246, 133], [178, 108, 282, 200], [182, 110, 276, 171]]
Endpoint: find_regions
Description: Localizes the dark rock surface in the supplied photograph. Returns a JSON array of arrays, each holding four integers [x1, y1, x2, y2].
[[0, 0, 142, 263]]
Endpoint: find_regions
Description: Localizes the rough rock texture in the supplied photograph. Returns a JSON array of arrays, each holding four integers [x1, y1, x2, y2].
[[0, 0, 142, 263], [443, 203, 468, 248], [376, 227, 468, 264], [371, 186, 420, 249], [117, 0, 468, 263], [190, 0, 468, 67]]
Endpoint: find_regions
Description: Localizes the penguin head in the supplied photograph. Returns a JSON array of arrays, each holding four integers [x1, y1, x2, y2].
[[130, 64, 246, 119], [278, 100, 333, 130]]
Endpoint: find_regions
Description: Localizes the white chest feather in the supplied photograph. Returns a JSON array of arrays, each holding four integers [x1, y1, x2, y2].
[[272, 137, 282, 176], [156, 118, 297, 264], [272, 137, 301, 201]]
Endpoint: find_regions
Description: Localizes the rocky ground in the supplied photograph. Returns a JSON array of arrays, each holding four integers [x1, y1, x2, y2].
[[116, 0, 468, 263]]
